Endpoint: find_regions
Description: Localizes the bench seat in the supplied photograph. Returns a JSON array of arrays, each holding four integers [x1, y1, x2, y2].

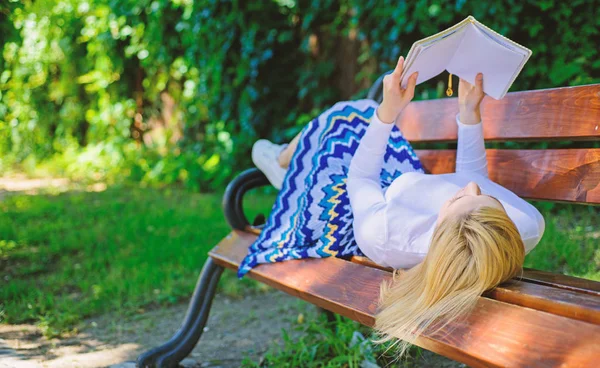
[[210, 230, 600, 368]]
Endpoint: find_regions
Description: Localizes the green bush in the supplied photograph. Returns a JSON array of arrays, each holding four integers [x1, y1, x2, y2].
[[1, 0, 599, 189]]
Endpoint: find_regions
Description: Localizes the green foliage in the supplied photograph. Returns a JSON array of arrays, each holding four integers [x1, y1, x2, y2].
[[1, 0, 599, 189]]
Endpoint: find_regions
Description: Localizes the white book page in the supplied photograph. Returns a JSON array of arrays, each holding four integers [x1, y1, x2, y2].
[[400, 28, 465, 88], [473, 20, 531, 57], [400, 17, 472, 82], [447, 25, 526, 99], [402, 45, 422, 78]]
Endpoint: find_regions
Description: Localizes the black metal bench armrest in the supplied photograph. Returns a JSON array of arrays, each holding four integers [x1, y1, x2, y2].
[[222, 168, 270, 231], [366, 71, 391, 103]]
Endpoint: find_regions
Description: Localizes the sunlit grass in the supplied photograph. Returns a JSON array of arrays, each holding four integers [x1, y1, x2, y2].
[[524, 201, 600, 281], [0, 185, 275, 337]]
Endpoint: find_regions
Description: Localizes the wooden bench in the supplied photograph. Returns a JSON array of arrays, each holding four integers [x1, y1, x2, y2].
[[138, 80, 600, 368]]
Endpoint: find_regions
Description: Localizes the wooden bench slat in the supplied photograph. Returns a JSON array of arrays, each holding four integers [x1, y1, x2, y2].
[[398, 84, 600, 142], [352, 256, 600, 297], [349, 256, 600, 324], [486, 281, 600, 324], [210, 231, 600, 368], [521, 268, 600, 296], [416, 148, 600, 204]]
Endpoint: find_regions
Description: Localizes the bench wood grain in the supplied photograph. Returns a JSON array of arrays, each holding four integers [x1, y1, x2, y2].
[[398, 84, 600, 142], [416, 149, 600, 204]]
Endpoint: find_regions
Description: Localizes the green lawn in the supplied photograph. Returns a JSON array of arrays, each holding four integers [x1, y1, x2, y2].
[[523, 202, 599, 280], [1, 185, 598, 343], [0, 185, 275, 337]]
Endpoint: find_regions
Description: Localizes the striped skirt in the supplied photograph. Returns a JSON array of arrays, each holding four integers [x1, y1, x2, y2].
[[237, 99, 424, 278]]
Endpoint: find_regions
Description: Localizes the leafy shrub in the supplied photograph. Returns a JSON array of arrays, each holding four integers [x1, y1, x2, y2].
[[1, 0, 598, 189]]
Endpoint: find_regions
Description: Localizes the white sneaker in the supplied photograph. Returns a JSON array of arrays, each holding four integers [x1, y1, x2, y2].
[[252, 139, 288, 190]]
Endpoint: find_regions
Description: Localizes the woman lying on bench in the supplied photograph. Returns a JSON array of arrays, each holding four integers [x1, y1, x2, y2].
[[242, 56, 545, 357]]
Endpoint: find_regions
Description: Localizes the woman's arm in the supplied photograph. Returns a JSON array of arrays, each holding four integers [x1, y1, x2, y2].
[[347, 56, 417, 258], [456, 116, 488, 177], [457, 76, 545, 252], [347, 112, 396, 251], [455, 74, 489, 177]]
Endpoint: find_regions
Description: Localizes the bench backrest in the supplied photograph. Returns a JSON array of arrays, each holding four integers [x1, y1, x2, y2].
[[372, 82, 600, 204]]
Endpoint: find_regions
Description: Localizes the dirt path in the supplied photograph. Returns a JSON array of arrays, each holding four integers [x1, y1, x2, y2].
[[1, 288, 462, 368], [0, 176, 106, 201], [0, 176, 70, 198], [1, 289, 312, 368]]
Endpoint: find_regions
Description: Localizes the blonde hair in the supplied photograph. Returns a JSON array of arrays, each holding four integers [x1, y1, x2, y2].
[[374, 206, 525, 358]]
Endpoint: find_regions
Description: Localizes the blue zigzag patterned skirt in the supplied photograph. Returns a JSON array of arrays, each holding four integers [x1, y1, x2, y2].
[[238, 99, 424, 278]]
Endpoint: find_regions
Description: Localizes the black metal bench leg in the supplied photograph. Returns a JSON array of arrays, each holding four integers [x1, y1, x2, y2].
[[137, 258, 224, 368]]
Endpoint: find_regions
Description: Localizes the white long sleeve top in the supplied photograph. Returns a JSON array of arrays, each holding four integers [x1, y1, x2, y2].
[[347, 111, 545, 269]]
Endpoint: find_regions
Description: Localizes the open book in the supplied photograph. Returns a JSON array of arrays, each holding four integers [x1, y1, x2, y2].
[[400, 16, 532, 100]]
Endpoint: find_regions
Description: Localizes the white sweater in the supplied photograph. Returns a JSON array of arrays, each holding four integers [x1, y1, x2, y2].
[[347, 112, 545, 269]]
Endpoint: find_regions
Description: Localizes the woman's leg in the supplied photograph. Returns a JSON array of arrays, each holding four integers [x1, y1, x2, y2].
[[252, 131, 302, 190], [277, 131, 302, 169]]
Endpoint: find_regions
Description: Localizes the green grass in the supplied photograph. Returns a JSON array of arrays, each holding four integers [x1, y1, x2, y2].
[[0, 185, 598, 366], [0, 185, 276, 337], [240, 311, 445, 368], [523, 201, 600, 280], [241, 313, 404, 368]]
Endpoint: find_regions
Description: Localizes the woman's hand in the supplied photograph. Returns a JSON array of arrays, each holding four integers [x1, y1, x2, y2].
[[458, 73, 485, 125], [377, 56, 419, 124]]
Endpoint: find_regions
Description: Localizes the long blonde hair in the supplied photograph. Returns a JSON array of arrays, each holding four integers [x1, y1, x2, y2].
[[374, 206, 525, 358]]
